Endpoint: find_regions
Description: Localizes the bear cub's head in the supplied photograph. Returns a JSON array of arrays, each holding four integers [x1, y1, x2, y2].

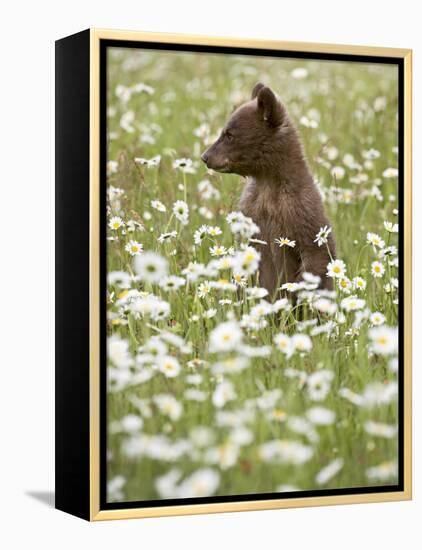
[[201, 83, 288, 177]]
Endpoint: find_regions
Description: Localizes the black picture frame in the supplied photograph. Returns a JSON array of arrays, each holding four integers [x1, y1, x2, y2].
[[55, 29, 412, 521]]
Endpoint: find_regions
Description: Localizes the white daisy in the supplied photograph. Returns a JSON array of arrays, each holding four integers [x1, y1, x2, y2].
[[157, 356, 181, 378], [155, 469, 182, 499], [194, 225, 210, 245], [374, 96, 387, 111], [108, 271, 132, 289], [306, 407, 336, 425], [126, 219, 144, 233], [172, 157, 195, 173], [209, 321, 243, 352], [367, 232, 385, 249], [151, 199, 166, 212], [134, 154, 161, 167], [198, 281, 212, 298], [204, 308, 217, 319], [303, 272, 322, 285], [245, 287, 269, 300], [362, 148, 380, 160], [125, 240, 143, 256], [307, 370, 334, 401], [232, 273, 248, 287], [107, 475, 126, 502], [366, 461, 397, 481], [291, 67, 308, 79], [327, 259, 346, 279], [341, 295, 366, 312], [197, 179, 220, 200], [158, 231, 177, 243], [315, 458, 344, 485], [384, 221, 399, 233], [259, 440, 313, 465], [107, 160, 119, 175], [331, 166, 345, 180], [280, 282, 300, 293], [233, 246, 261, 276], [369, 326, 398, 355], [275, 237, 296, 248], [338, 277, 352, 294], [108, 334, 133, 369], [153, 394, 183, 420], [314, 225, 332, 246], [198, 206, 214, 220], [382, 167, 398, 178], [292, 334, 313, 353], [274, 333, 293, 357], [362, 381, 398, 407], [133, 251, 168, 283], [109, 216, 124, 230], [217, 256, 234, 270], [173, 200, 189, 224], [212, 380, 237, 408], [352, 277, 367, 291], [370, 311, 386, 326], [371, 261, 385, 278], [313, 298, 337, 315], [176, 469, 220, 498], [250, 301, 273, 319], [182, 261, 206, 282], [159, 275, 185, 291], [364, 421, 397, 439], [207, 225, 222, 236], [209, 245, 228, 257]]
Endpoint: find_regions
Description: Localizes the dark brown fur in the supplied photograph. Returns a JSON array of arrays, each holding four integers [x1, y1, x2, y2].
[[201, 83, 336, 297]]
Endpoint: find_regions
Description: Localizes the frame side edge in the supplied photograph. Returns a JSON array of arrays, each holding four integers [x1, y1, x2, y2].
[[403, 49, 412, 499], [55, 28, 91, 521], [89, 27, 102, 521]]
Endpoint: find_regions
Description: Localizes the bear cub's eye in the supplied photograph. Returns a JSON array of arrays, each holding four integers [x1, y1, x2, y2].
[[225, 131, 234, 142]]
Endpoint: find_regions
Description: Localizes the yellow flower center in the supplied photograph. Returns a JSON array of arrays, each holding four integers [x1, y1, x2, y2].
[[273, 409, 286, 420]]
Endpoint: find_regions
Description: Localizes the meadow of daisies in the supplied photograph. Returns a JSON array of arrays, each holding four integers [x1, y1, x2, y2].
[[105, 47, 400, 503]]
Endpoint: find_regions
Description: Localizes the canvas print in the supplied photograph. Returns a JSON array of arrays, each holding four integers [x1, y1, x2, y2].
[[105, 46, 400, 504]]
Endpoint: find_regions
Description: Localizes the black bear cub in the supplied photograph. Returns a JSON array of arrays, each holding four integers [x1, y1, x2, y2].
[[201, 82, 336, 295]]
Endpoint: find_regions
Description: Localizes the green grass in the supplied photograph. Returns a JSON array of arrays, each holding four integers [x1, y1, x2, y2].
[[105, 47, 399, 502]]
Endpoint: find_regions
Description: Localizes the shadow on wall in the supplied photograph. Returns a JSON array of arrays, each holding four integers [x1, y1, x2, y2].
[[26, 491, 55, 508]]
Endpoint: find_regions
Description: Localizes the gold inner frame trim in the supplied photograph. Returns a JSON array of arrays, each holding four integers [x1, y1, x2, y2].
[[89, 28, 412, 521]]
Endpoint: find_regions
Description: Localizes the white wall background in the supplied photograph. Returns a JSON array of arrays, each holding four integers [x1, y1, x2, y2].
[[0, 0, 419, 547]]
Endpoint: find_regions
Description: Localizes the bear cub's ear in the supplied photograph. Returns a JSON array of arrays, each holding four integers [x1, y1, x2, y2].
[[252, 83, 285, 127], [251, 82, 265, 99]]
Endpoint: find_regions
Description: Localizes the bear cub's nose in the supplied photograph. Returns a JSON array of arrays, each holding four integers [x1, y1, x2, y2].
[[201, 152, 209, 163]]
